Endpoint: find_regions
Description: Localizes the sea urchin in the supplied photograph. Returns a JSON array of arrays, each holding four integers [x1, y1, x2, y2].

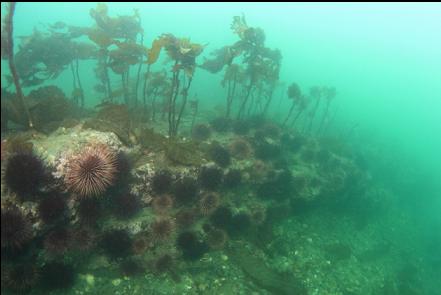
[[1, 208, 32, 250], [199, 192, 220, 215], [65, 144, 118, 197], [4, 151, 46, 198], [151, 218, 175, 241]]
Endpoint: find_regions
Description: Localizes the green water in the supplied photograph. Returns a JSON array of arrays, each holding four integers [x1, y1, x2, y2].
[[1, 2, 440, 295]]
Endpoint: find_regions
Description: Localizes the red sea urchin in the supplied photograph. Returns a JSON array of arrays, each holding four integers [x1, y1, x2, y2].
[[229, 138, 252, 159], [1, 208, 32, 250], [175, 208, 197, 229], [65, 144, 118, 197], [199, 192, 220, 215], [151, 194, 174, 214]]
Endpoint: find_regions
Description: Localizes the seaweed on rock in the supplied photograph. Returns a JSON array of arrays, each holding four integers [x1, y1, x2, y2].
[[228, 242, 307, 295]]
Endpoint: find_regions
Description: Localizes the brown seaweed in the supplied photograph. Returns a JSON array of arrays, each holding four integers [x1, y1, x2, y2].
[[228, 242, 307, 295]]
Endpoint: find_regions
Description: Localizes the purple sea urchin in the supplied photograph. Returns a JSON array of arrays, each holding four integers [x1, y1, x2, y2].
[[223, 168, 242, 187], [176, 231, 208, 261], [44, 228, 71, 254], [210, 206, 233, 230], [119, 258, 145, 277], [206, 228, 228, 249], [151, 169, 173, 194], [71, 227, 96, 251], [154, 254, 174, 274], [113, 192, 141, 219], [2, 264, 38, 293], [76, 198, 101, 225], [39, 262, 75, 291], [250, 205, 267, 225], [173, 176, 198, 203], [37, 192, 67, 224], [1, 208, 32, 250], [198, 165, 223, 190], [100, 229, 132, 259], [113, 151, 132, 185], [4, 151, 46, 198], [208, 143, 231, 167]]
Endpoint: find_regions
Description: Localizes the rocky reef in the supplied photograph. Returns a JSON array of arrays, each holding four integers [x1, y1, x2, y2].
[[1, 111, 386, 295], [1, 3, 436, 295]]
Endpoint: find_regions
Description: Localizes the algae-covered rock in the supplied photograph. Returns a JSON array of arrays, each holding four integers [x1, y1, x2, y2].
[[137, 127, 168, 151], [30, 126, 124, 170], [83, 118, 131, 145], [165, 140, 204, 166], [83, 102, 133, 145]]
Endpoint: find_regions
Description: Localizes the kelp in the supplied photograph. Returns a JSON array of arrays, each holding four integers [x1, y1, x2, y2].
[[146, 34, 204, 77], [283, 82, 307, 127], [87, 28, 115, 48], [15, 29, 91, 87], [108, 41, 145, 74], [222, 64, 246, 117], [146, 37, 167, 65], [201, 15, 282, 120], [12, 19, 95, 111], [89, 3, 142, 41], [231, 14, 250, 40], [200, 45, 240, 74], [1, 88, 26, 129], [1, 85, 74, 132], [87, 4, 143, 104], [317, 86, 337, 134], [305, 86, 323, 133], [26, 86, 75, 132], [144, 70, 170, 121], [144, 34, 203, 137], [2, 2, 33, 128]]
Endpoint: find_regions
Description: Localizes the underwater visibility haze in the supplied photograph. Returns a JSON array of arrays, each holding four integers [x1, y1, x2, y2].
[[1, 2, 440, 294]]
